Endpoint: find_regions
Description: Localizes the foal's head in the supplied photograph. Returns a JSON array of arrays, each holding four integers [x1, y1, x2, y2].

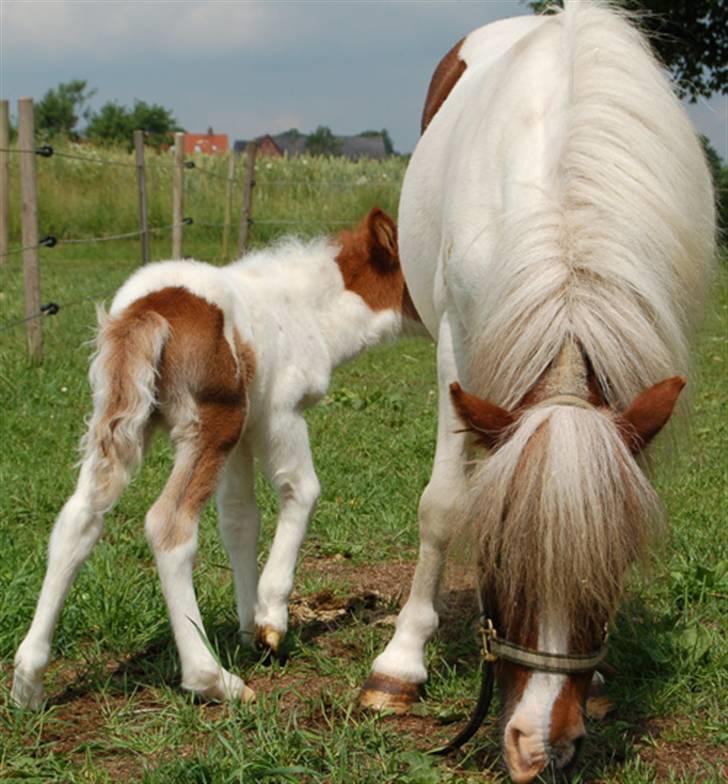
[[335, 207, 420, 324], [451, 367, 685, 782]]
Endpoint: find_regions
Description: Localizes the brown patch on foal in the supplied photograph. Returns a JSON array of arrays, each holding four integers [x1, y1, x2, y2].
[[116, 287, 255, 551], [336, 208, 420, 322], [421, 38, 467, 133]]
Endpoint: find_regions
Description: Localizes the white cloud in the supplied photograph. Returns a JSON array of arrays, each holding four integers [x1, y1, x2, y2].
[[1, 0, 294, 59]]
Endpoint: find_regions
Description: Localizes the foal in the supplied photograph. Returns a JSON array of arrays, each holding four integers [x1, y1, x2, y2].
[[13, 207, 419, 708]]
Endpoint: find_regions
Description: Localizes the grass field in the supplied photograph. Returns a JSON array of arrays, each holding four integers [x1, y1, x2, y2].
[[0, 153, 726, 782]]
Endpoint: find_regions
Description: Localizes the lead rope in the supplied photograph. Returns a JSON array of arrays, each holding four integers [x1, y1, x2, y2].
[[430, 618, 498, 755], [430, 659, 495, 755]]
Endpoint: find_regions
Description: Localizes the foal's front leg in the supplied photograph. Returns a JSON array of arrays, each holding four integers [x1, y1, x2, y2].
[[252, 412, 320, 652]]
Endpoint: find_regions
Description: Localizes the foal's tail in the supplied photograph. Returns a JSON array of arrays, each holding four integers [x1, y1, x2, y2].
[[79, 305, 170, 511]]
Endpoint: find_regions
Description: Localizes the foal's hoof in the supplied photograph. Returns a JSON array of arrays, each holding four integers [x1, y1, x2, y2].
[[184, 669, 256, 704], [255, 625, 283, 654], [359, 673, 421, 714]]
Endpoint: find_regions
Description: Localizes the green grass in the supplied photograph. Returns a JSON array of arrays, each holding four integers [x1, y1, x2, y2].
[[0, 155, 726, 781]]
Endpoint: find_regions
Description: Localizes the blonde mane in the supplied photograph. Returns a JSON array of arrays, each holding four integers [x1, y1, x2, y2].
[[465, 1, 715, 631]]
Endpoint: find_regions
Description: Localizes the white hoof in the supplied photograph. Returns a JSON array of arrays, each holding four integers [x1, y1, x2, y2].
[[183, 668, 255, 703]]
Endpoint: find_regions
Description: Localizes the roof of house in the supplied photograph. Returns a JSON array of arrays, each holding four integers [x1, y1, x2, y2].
[[234, 131, 388, 159]]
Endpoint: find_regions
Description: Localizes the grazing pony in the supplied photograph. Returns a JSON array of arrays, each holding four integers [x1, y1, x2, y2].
[[13, 208, 419, 709], [361, 3, 715, 781]]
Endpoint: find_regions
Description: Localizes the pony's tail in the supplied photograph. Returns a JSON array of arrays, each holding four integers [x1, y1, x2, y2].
[[466, 404, 663, 636], [79, 304, 170, 511]]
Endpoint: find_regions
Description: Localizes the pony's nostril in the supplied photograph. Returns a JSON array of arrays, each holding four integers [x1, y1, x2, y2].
[[552, 732, 585, 770], [505, 725, 548, 783]]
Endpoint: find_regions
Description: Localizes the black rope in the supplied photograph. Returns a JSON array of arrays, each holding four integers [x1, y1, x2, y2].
[[430, 661, 495, 756]]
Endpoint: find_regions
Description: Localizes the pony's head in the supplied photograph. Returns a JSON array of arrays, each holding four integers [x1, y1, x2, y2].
[[450, 348, 685, 783]]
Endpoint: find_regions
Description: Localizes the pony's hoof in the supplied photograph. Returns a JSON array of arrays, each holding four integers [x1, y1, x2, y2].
[[11, 672, 45, 711], [359, 673, 421, 714], [255, 625, 283, 654]]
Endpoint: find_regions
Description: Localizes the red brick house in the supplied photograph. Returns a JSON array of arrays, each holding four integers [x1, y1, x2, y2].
[[184, 131, 229, 155]]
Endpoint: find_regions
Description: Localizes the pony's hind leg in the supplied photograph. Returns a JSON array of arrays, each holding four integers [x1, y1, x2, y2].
[[146, 401, 254, 703], [216, 440, 260, 645]]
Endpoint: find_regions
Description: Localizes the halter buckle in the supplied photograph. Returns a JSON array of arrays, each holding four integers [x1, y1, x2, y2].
[[479, 617, 498, 663]]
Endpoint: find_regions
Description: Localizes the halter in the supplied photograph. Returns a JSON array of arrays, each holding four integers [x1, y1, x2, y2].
[[432, 617, 608, 756]]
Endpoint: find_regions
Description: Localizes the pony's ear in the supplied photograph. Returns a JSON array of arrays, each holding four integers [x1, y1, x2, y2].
[[366, 207, 399, 271], [617, 376, 686, 453], [450, 382, 514, 448]]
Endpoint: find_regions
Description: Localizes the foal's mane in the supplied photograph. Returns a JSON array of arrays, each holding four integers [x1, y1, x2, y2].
[[463, 1, 715, 634]]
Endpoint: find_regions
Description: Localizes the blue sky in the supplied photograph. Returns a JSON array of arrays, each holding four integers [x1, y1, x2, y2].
[[1, 0, 725, 158]]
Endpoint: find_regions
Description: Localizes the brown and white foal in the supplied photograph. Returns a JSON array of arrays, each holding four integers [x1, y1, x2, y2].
[[13, 208, 420, 709]]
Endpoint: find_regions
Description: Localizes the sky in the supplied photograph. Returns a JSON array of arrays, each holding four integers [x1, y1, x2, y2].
[[1, 0, 726, 159]]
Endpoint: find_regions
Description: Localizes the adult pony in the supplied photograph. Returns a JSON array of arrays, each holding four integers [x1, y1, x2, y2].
[[361, 2, 715, 781], [13, 208, 420, 709]]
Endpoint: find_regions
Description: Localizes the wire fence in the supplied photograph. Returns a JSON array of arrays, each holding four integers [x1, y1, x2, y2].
[[0, 127, 404, 351]]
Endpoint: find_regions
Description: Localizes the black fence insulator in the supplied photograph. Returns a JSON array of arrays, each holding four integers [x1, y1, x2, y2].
[[184, 161, 196, 169], [41, 302, 60, 316], [36, 145, 54, 158], [40, 235, 57, 248], [183, 217, 194, 226]]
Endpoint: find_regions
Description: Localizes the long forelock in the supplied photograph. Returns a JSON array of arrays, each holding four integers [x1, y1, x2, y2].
[[469, 404, 662, 641]]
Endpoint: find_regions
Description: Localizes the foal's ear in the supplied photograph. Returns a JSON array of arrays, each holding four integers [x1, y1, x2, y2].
[[366, 208, 399, 271], [450, 382, 514, 448], [617, 376, 686, 452]]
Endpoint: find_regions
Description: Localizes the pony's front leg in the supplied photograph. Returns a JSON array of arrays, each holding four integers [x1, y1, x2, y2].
[[253, 412, 320, 653], [216, 440, 260, 646], [361, 316, 467, 712]]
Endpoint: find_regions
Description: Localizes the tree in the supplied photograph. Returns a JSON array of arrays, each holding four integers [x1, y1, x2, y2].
[[305, 125, 341, 156], [35, 80, 95, 140], [701, 136, 727, 240], [528, 1, 727, 100], [85, 102, 132, 147], [129, 100, 180, 150], [86, 99, 180, 150]]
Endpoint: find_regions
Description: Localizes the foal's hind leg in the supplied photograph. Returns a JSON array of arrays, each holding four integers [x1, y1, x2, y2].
[[146, 402, 254, 703], [12, 456, 127, 709], [216, 440, 260, 645]]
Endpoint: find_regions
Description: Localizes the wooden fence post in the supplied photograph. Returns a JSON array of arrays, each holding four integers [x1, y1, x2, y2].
[[18, 97, 42, 363], [0, 100, 9, 267], [237, 141, 257, 255], [134, 130, 150, 264], [221, 152, 236, 261], [172, 131, 184, 258]]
